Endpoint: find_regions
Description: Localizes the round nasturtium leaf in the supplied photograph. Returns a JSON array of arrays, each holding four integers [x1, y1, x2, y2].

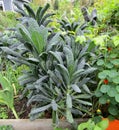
[[107, 87, 117, 97], [98, 70, 109, 79], [110, 53, 118, 58], [112, 76, 119, 84], [105, 63, 113, 69], [111, 59, 119, 66], [108, 105, 118, 116], [99, 95, 108, 104], [95, 90, 102, 97], [115, 94, 119, 103], [116, 85, 119, 92], [108, 70, 118, 78], [97, 59, 104, 66], [100, 85, 110, 93]]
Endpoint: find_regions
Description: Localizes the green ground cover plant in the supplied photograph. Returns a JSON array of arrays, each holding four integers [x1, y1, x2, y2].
[[0, 125, 13, 130], [95, 39, 119, 119], [0, 11, 18, 31]]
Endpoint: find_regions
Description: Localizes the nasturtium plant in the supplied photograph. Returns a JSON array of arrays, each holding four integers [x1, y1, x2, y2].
[[95, 41, 119, 118]]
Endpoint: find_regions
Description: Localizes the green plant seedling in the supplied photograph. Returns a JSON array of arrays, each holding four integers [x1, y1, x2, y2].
[[77, 118, 109, 130], [0, 74, 18, 119], [0, 125, 13, 130]]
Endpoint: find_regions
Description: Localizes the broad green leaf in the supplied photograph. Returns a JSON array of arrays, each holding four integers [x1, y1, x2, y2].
[[31, 31, 46, 54], [107, 87, 117, 97], [112, 35, 119, 46], [98, 70, 110, 79], [111, 59, 119, 66], [78, 122, 90, 130], [95, 90, 102, 97], [100, 85, 110, 93], [97, 119, 109, 130], [18, 24, 32, 43], [110, 53, 118, 58], [108, 70, 118, 78], [115, 94, 119, 103], [97, 59, 104, 66], [116, 85, 119, 92], [0, 74, 18, 118], [108, 105, 118, 116], [94, 125, 102, 130], [105, 63, 113, 69], [112, 76, 119, 84], [99, 95, 108, 104]]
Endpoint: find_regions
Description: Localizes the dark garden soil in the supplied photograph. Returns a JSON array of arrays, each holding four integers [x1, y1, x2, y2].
[[7, 97, 52, 119], [8, 97, 31, 119]]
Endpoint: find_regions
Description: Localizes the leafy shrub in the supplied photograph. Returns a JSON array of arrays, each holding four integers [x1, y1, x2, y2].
[[1, 17, 97, 126], [95, 41, 119, 119], [108, 4, 119, 29], [0, 11, 17, 31]]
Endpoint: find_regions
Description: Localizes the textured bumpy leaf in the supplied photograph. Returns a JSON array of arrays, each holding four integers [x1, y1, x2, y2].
[[24, 4, 35, 18], [56, 64, 70, 85], [27, 95, 51, 106], [47, 33, 62, 51], [71, 84, 81, 93], [66, 109, 74, 123], [40, 13, 55, 25], [18, 24, 32, 43], [1, 47, 22, 58], [30, 104, 51, 115], [80, 67, 97, 75], [49, 51, 63, 64], [37, 3, 50, 24], [51, 100, 58, 111], [77, 100, 92, 106], [13, 1, 27, 16], [63, 46, 75, 75]]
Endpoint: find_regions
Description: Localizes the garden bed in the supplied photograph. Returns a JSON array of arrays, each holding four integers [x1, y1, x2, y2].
[[0, 119, 88, 130]]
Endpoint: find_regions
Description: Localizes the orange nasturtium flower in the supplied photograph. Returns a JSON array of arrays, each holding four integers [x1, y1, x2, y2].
[[103, 79, 108, 84], [107, 47, 112, 51]]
